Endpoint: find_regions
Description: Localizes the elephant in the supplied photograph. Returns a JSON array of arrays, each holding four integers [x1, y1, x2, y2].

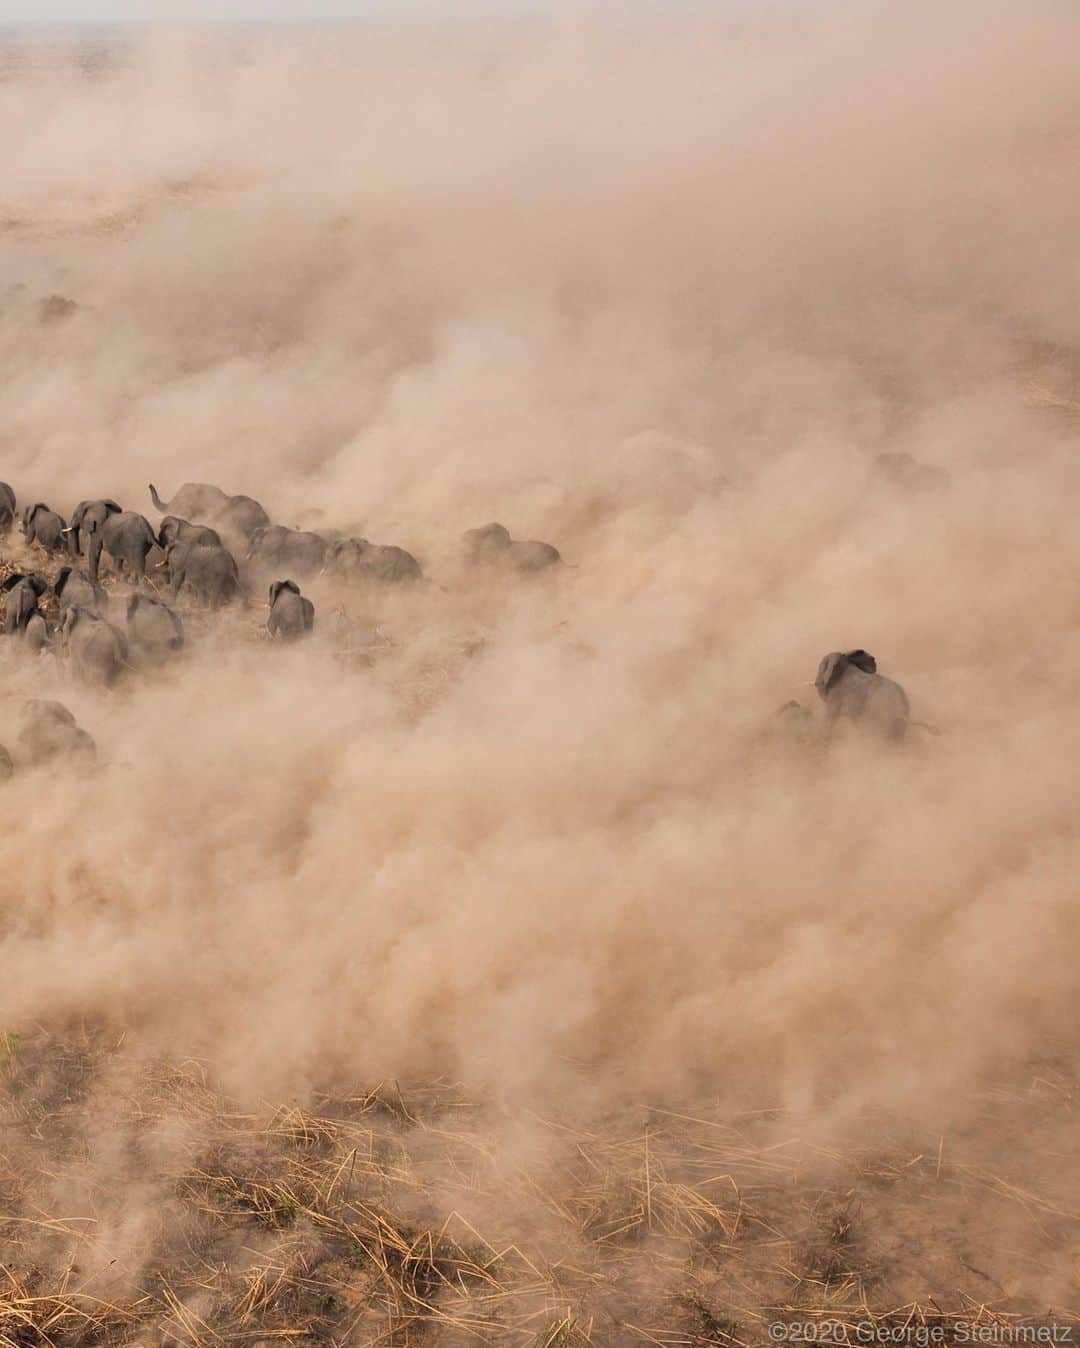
[[212, 493, 271, 543], [162, 540, 242, 608], [24, 612, 48, 653], [872, 452, 951, 492], [2, 572, 48, 636], [814, 649, 910, 741], [247, 524, 328, 576], [149, 481, 230, 519], [17, 699, 96, 768], [773, 699, 814, 745], [61, 606, 130, 687], [463, 522, 561, 572], [87, 510, 158, 585], [0, 481, 14, 534], [267, 579, 314, 641], [54, 566, 109, 614], [126, 593, 184, 663], [0, 481, 15, 514], [21, 503, 67, 554], [156, 515, 222, 550], [66, 499, 121, 557], [323, 537, 422, 584], [0, 744, 12, 780], [39, 294, 78, 323]]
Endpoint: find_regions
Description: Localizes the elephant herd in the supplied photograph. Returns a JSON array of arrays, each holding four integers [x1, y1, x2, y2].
[[1, 465, 936, 777], [0, 475, 571, 771]]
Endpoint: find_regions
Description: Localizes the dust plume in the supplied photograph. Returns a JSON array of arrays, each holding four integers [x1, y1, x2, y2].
[[3, 1, 1080, 1332]]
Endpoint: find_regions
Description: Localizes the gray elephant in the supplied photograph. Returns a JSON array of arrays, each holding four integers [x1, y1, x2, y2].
[[149, 481, 269, 545], [772, 699, 814, 746], [17, 699, 96, 768], [247, 524, 328, 575], [21, 503, 67, 554], [323, 537, 422, 584], [212, 493, 270, 542], [87, 510, 158, 584], [2, 572, 48, 636], [66, 498, 121, 557], [54, 566, 109, 614], [0, 481, 14, 534], [61, 606, 129, 686], [157, 515, 223, 550], [126, 593, 184, 663], [162, 540, 242, 608], [267, 579, 314, 641], [149, 481, 230, 519], [463, 522, 561, 572], [814, 649, 910, 741]]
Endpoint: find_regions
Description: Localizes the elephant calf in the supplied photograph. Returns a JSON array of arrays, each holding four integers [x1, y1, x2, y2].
[[62, 606, 130, 687], [55, 566, 109, 615], [17, 699, 96, 769], [463, 522, 561, 572], [127, 593, 184, 664], [814, 649, 910, 741], [267, 579, 314, 641], [773, 699, 814, 745], [21, 503, 67, 554], [2, 572, 48, 638]]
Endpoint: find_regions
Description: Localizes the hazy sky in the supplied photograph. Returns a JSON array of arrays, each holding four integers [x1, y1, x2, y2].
[[0, 0, 505, 20]]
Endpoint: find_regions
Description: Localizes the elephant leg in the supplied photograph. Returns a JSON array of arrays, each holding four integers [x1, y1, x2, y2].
[[88, 537, 103, 584]]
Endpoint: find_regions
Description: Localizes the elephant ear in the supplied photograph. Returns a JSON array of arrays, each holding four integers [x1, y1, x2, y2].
[[845, 649, 877, 674], [815, 652, 845, 698], [30, 575, 49, 597], [54, 566, 72, 595], [1, 572, 26, 591], [104, 500, 122, 513]]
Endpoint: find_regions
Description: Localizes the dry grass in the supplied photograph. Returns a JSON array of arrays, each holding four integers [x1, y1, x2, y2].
[[3, 1030, 1079, 1346]]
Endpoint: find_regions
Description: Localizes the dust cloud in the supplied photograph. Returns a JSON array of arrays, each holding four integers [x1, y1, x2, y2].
[[2, 0, 1080, 1306]]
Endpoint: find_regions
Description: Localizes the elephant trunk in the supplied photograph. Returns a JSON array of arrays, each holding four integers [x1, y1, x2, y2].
[[148, 484, 169, 513]]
